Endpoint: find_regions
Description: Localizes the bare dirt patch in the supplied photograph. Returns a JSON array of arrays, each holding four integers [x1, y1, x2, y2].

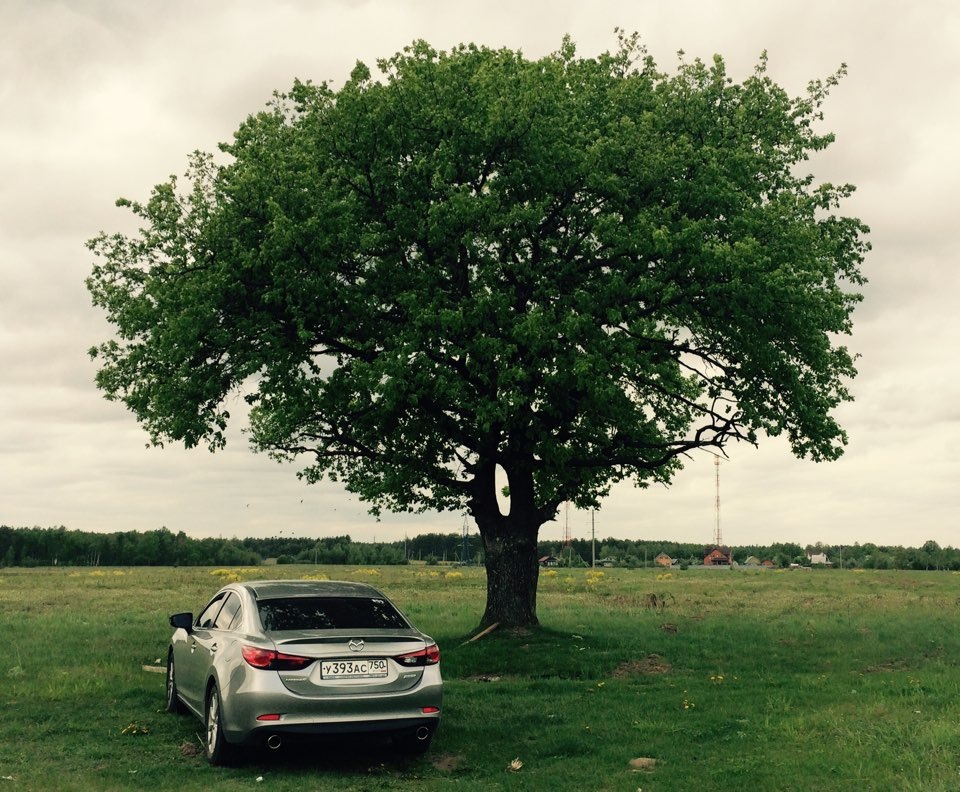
[[431, 753, 465, 772], [611, 654, 672, 677], [863, 658, 911, 673], [465, 674, 507, 682]]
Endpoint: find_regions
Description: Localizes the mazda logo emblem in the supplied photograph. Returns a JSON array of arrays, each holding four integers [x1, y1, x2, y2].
[[348, 639, 364, 653]]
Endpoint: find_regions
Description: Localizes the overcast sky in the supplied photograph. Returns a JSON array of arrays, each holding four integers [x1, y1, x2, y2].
[[1, 0, 957, 550]]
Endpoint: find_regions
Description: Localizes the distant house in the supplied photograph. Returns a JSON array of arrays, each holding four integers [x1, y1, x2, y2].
[[743, 555, 761, 567], [539, 555, 559, 568], [808, 552, 832, 566], [703, 546, 732, 566], [654, 552, 675, 568], [597, 556, 618, 568], [761, 559, 776, 568]]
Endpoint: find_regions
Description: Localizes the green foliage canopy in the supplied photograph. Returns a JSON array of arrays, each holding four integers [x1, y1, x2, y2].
[[87, 34, 868, 558]]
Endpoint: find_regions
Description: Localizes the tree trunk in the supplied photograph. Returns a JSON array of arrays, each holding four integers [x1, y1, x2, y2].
[[469, 456, 545, 629], [478, 526, 540, 628]]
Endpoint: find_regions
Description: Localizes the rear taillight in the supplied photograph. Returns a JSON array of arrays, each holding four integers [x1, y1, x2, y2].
[[394, 643, 441, 667], [242, 645, 314, 671]]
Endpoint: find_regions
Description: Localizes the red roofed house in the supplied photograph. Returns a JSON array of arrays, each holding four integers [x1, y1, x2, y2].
[[703, 546, 732, 566]]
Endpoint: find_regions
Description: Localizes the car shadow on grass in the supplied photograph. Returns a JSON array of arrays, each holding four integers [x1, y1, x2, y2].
[[237, 733, 430, 776]]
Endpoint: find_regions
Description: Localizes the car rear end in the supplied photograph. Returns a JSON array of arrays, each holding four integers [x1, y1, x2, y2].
[[221, 581, 442, 751]]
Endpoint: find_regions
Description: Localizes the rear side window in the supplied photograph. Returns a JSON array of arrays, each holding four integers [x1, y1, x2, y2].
[[196, 594, 226, 629], [257, 596, 409, 631], [214, 593, 242, 630]]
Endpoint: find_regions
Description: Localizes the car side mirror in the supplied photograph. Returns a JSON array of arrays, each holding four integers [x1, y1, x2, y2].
[[169, 612, 194, 633]]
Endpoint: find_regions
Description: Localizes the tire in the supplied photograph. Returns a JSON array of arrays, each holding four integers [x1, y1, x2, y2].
[[205, 684, 235, 766], [164, 652, 186, 714]]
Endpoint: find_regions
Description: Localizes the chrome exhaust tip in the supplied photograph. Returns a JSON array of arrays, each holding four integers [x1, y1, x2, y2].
[[266, 734, 282, 750], [415, 726, 431, 741]]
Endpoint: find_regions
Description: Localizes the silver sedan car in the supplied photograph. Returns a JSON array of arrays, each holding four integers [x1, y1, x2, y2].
[[165, 579, 442, 764]]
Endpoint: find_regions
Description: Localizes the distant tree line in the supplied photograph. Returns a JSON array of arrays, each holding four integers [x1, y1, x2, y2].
[[0, 526, 260, 568], [1, 525, 958, 571], [538, 537, 960, 571], [0, 526, 475, 568]]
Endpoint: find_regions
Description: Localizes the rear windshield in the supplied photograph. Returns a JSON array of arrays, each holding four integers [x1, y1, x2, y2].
[[257, 596, 409, 631]]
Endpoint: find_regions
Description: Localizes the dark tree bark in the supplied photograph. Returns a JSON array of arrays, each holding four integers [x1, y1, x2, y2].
[[470, 456, 547, 628], [477, 520, 540, 629]]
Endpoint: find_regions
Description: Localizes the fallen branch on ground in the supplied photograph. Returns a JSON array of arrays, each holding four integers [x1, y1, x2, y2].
[[461, 622, 500, 645]]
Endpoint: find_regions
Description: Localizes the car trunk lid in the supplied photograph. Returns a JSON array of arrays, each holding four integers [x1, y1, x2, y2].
[[269, 629, 429, 696]]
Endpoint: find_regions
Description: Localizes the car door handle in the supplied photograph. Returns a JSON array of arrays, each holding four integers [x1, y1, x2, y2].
[[190, 641, 197, 654], [209, 643, 218, 655]]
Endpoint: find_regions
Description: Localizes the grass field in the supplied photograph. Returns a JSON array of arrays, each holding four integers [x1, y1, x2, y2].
[[2, 565, 960, 791]]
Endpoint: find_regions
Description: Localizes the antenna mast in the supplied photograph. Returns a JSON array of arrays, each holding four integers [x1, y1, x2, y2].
[[713, 456, 723, 547]]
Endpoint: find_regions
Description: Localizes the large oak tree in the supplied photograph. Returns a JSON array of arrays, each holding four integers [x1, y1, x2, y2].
[[87, 35, 868, 628]]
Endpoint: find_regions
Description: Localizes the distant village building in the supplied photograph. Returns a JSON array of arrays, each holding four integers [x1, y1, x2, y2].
[[539, 555, 558, 568], [761, 559, 776, 568], [703, 546, 732, 566], [807, 552, 831, 566], [743, 556, 761, 567], [654, 552, 675, 568]]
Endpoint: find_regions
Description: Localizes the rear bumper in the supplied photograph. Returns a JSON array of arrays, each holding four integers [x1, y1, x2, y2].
[[220, 668, 443, 745], [243, 714, 439, 741]]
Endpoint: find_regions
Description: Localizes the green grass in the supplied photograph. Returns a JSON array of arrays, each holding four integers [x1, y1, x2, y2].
[[3, 565, 960, 790]]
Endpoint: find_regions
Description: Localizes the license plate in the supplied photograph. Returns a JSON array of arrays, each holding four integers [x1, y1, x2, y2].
[[321, 658, 388, 679]]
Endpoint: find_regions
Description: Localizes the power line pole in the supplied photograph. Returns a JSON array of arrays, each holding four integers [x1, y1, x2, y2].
[[591, 510, 595, 569], [461, 514, 471, 566]]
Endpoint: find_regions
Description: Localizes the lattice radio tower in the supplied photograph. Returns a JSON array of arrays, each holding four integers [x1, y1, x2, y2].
[[713, 456, 723, 547]]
